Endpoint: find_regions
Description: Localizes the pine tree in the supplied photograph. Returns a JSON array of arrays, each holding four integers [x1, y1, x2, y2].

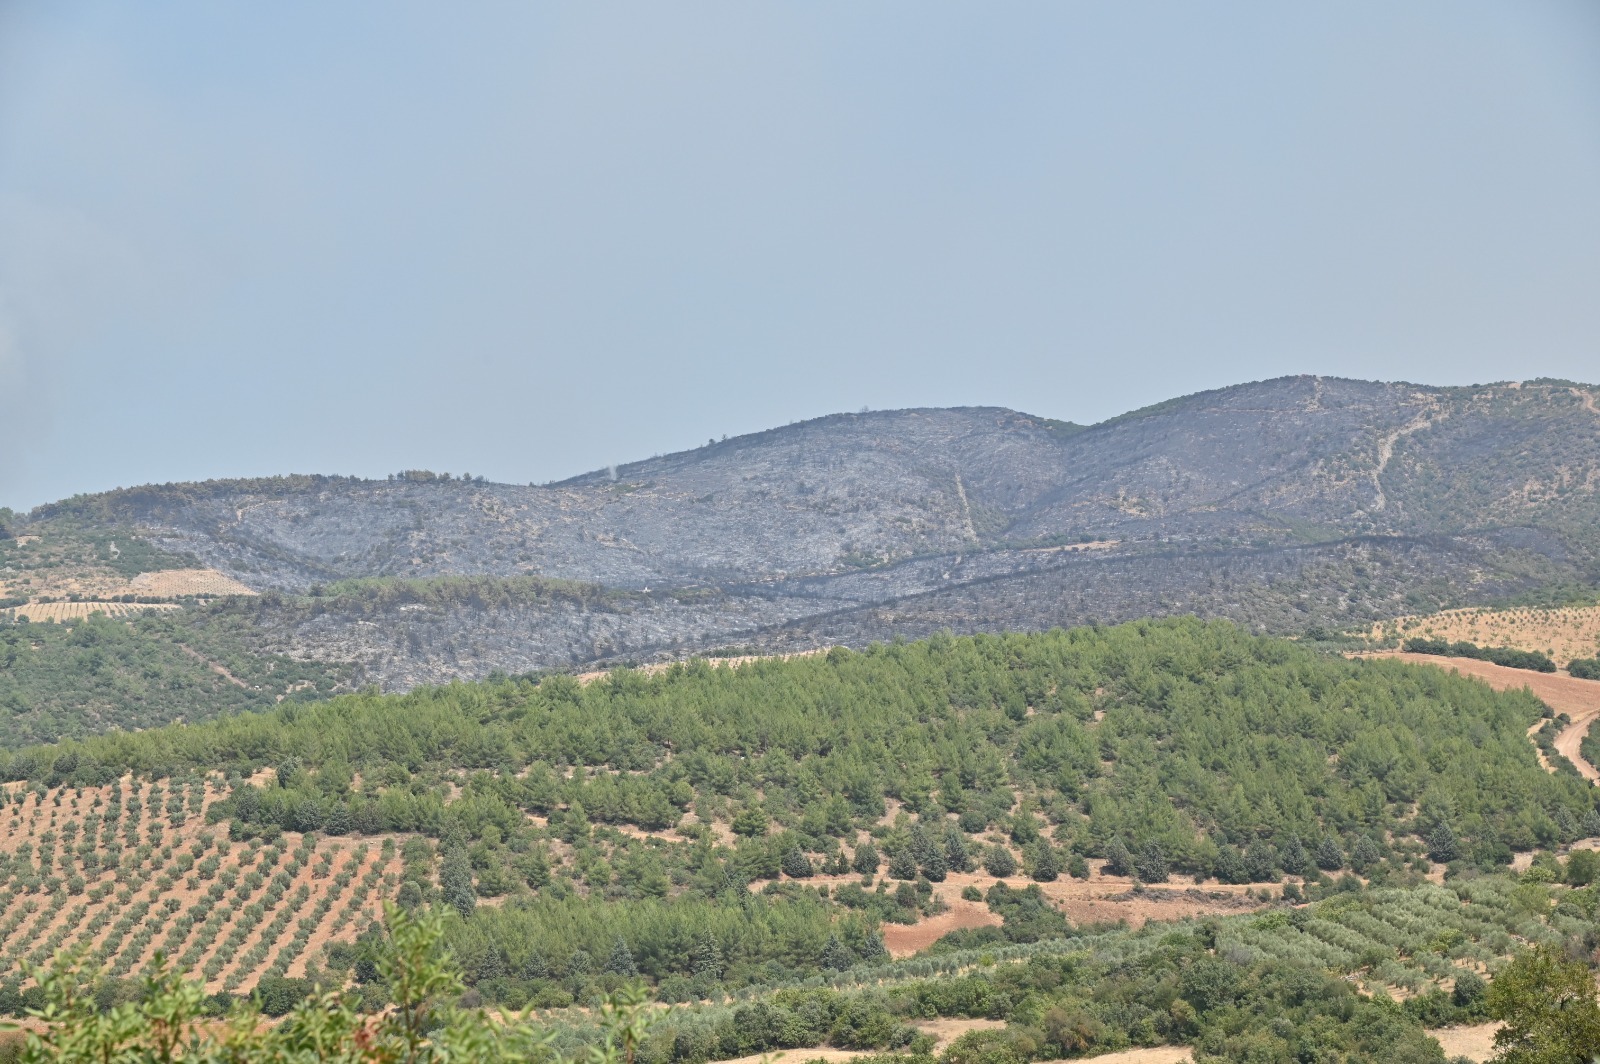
[[859, 930, 888, 961], [782, 845, 814, 879], [1103, 837, 1134, 877], [323, 803, 352, 836], [1279, 835, 1309, 876], [1214, 848, 1248, 884], [819, 933, 853, 971], [1350, 835, 1383, 872], [909, 823, 937, 866], [1135, 841, 1168, 884], [440, 845, 476, 919], [851, 842, 880, 876], [1427, 822, 1459, 864], [888, 848, 918, 881], [1243, 840, 1277, 882], [396, 880, 424, 912], [1583, 809, 1600, 839], [475, 944, 508, 982], [731, 804, 768, 838], [521, 951, 550, 980], [943, 829, 971, 873], [1026, 841, 1061, 882], [692, 933, 723, 980], [1315, 836, 1344, 872], [983, 844, 1017, 878], [1554, 806, 1580, 843], [605, 937, 638, 977], [921, 846, 948, 882]]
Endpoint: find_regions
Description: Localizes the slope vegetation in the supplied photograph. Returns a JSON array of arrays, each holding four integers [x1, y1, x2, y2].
[[1, 621, 1594, 1009]]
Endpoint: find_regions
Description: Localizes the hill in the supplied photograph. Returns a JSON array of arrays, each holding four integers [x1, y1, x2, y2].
[[5, 375, 1600, 735], [3, 621, 1600, 1062]]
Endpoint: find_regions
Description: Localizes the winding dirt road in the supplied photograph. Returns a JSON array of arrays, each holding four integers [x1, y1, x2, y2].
[[1376, 653, 1600, 782]]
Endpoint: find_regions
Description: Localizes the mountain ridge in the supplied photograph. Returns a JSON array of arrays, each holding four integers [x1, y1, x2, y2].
[[7, 374, 1600, 691]]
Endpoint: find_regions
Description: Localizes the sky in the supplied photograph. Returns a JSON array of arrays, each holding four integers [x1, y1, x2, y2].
[[1, 3, 1598, 510]]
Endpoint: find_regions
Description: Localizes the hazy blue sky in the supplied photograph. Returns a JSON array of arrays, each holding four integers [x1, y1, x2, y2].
[[2, 3, 1597, 509]]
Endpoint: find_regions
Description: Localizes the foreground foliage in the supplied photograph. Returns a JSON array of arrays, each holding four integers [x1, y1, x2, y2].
[[13, 905, 574, 1063]]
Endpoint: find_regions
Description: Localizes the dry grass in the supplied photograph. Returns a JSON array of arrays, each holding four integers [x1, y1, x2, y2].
[[2, 602, 183, 623], [1366, 605, 1600, 666], [0, 775, 399, 994], [1430, 1023, 1501, 1062], [129, 569, 257, 598]]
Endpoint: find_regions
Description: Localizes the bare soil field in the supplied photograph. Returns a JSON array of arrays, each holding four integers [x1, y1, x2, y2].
[[1372, 652, 1600, 782], [759, 868, 1272, 959], [881, 894, 1002, 956], [0, 774, 400, 994], [1367, 605, 1600, 666]]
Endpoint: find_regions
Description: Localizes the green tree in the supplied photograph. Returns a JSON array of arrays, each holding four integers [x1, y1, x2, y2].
[[692, 932, 723, 980], [1487, 945, 1600, 1064], [440, 845, 477, 919], [731, 805, 768, 838], [943, 828, 971, 873], [851, 842, 880, 876], [1279, 835, 1309, 877], [1135, 841, 1168, 884], [1565, 848, 1600, 887], [819, 933, 854, 971], [1026, 841, 1061, 882], [1244, 840, 1277, 881], [605, 937, 639, 977], [1103, 837, 1134, 877], [983, 844, 1017, 878], [782, 846, 814, 879], [1428, 822, 1459, 864], [1351, 835, 1383, 872], [1315, 836, 1344, 872]]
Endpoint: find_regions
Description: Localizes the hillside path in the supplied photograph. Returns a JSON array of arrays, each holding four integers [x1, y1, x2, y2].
[[1373, 652, 1600, 783]]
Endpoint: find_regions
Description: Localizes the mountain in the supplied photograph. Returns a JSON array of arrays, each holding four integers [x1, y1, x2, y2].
[[7, 375, 1600, 696]]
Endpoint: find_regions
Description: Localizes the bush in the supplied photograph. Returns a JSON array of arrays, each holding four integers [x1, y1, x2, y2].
[[1403, 637, 1557, 673], [1570, 658, 1600, 681], [1567, 848, 1600, 886]]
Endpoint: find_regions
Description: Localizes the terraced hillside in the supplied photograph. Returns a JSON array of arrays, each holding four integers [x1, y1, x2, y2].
[[8, 375, 1600, 698]]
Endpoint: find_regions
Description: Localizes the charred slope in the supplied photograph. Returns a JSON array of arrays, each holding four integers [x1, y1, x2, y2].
[[21, 375, 1600, 688]]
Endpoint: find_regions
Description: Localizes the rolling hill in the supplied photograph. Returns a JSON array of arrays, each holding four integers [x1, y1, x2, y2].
[[5, 375, 1600, 715], [4, 620, 1600, 1063]]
